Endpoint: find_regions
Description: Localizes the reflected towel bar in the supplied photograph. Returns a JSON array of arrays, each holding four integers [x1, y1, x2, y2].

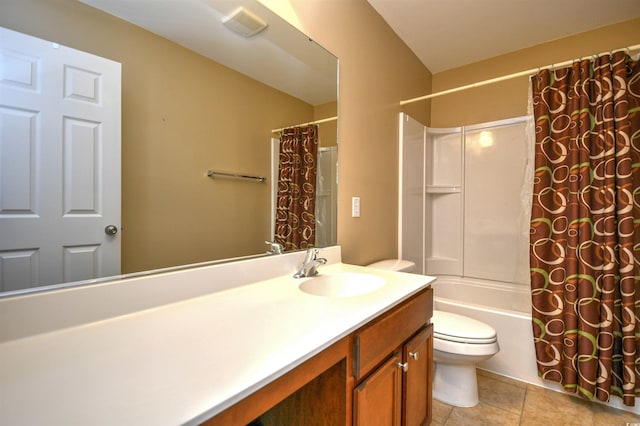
[[206, 170, 266, 183]]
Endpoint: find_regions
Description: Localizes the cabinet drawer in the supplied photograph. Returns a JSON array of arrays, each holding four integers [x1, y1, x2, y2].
[[353, 287, 433, 380]]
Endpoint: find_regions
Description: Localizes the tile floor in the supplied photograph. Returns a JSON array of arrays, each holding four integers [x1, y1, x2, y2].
[[432, 370, 640, 426]]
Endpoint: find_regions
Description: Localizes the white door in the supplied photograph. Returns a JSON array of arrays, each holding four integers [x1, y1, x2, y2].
[[0, 27, 121, 292]]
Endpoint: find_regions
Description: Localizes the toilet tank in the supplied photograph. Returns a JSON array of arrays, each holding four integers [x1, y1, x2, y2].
[[367, 259, 416, 273]]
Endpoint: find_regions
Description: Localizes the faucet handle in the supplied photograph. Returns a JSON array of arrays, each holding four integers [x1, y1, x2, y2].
[[304, 247, 320, 261], [265, 240, 284, 255], [293, 248, 326, 278]]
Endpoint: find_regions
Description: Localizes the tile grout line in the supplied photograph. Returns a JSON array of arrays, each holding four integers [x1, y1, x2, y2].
[[518, 386, 529, 426]]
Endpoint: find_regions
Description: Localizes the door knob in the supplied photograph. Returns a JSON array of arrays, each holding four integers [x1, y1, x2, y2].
[[397, 362, 408, 372], [409, 351, 419, 360], [105, 225, 118, 235]]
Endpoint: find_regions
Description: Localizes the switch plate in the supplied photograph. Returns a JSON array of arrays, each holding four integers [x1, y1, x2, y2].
[[352, 197, 360, 217]]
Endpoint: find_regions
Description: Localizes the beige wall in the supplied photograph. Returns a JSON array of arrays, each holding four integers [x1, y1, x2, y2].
[[263, 0, 433, 265], [431, 18, 640, 127], [314, 101, 338, 147], [2, 0, 317, 273]]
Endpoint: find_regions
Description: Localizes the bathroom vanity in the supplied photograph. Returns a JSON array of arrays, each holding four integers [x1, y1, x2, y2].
[[0, 247, 434, 425], [211, 284, 433, 425]]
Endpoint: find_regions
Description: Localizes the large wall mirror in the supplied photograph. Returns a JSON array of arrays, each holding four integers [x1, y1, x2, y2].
[[0, 0, 338, 295]]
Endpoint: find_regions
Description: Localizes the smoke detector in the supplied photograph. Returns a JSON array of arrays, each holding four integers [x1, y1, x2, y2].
[[222, 7, 268, 37]]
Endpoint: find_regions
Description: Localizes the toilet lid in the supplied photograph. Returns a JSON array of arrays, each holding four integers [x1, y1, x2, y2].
[[432, 310, 497, 344]]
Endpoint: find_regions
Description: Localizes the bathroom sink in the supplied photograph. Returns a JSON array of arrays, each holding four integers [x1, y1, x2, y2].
[[298, 273, 385, 298]]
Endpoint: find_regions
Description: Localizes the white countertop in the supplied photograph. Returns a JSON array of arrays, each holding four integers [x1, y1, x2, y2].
[[0, 258, 434, 425]]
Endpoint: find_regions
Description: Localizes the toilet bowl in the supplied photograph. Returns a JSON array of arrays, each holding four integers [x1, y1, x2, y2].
[[432, 310, 499, 407], [366, 259, 500, 408]]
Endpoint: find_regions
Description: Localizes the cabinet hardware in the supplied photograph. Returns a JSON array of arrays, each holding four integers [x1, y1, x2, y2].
[[397, 362, 408, 372], [409, 351, 419, 360]]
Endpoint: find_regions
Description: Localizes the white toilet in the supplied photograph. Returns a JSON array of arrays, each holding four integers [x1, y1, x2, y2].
[[431, 310, 499, 407], [366, 259, 500, 408]]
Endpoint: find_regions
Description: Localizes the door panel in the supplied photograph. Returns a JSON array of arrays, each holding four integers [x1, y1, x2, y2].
[[64, 117, 101, 214], [353, 353, 403, 426], [403, 325, 433, 426], [0, 249, 38, 292], [0, 107, 37, 214]]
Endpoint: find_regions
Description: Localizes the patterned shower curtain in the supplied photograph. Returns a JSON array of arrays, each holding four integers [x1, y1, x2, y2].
[[274, 125, 318, 251], [529, 51, 640, 406]]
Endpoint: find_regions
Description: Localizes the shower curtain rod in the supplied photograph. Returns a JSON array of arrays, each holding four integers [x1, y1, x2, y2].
[[400, 43, 640, 106], [271, 116, 337, 133]]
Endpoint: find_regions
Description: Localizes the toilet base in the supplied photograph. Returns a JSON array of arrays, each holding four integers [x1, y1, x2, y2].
[[433, 363, 479, 407]]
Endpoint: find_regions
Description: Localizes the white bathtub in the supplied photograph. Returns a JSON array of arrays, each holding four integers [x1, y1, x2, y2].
[[431, 275, 540, 383]]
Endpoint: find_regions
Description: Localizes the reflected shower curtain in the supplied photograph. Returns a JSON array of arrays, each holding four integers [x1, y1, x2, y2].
[[529, 51, 640, 406], [274, 125, 318, 251]]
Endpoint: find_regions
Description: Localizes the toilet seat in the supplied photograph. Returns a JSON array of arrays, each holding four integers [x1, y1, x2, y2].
[[432, 310, 497, 344]]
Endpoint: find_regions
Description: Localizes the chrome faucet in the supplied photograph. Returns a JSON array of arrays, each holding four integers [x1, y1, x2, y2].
[[265, 240, 284, 255], [293, 248, 327, 278]]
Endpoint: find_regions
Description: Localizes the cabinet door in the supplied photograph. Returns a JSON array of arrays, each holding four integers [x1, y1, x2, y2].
[[353, 353, 403, 426], [403, 325, 433, 426]]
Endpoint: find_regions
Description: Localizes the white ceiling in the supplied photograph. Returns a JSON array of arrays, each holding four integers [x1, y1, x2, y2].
[[366, 0, 640, 74]]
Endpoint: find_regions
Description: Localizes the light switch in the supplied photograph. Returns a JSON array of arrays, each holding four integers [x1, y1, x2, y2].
[[352, 197, 360, 217]]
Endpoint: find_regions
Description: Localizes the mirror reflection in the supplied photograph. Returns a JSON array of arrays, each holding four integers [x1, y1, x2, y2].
[[0, 0, 338, 295]]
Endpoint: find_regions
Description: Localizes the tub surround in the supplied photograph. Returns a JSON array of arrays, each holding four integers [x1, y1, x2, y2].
[[0, 246, 435, 425]]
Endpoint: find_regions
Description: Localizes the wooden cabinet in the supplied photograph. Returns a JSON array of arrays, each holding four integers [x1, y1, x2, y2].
[[353, 288, 433, 426]]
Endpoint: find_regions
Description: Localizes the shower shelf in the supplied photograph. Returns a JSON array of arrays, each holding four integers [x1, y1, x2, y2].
[[425, 185, 461, 193]]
